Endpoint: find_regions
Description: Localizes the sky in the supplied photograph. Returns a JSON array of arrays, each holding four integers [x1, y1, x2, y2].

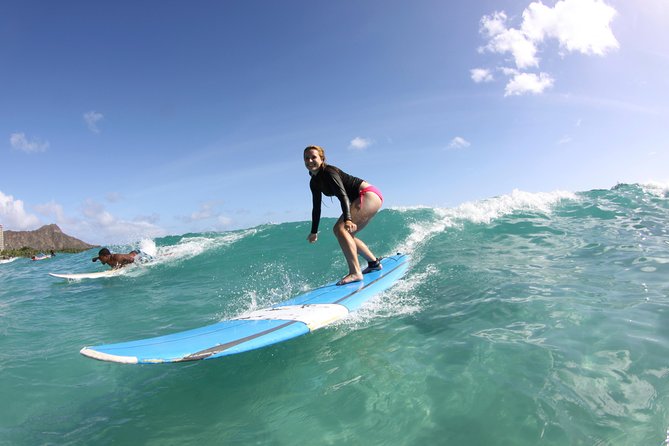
[[1, 0, 668, 245]]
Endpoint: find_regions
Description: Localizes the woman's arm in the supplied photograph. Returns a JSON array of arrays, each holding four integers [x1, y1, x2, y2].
[[327, 168, 353, 221], [309, 179, 322, 235]]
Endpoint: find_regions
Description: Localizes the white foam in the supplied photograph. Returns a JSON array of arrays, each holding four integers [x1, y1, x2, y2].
[[335, 264, 431, 331], [107, 229, 256, 278], [640, 181, 669, 197], [155, 228, 256, 264], [393, 189, 577, 254], [396, 217, 456, 255], [448, 189, 577, 224], [139, 238, 158, 257], [217, 262, 306, 321]]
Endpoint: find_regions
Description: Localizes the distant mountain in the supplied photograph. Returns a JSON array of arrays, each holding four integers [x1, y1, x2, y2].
[[3, 224, 96, 251]]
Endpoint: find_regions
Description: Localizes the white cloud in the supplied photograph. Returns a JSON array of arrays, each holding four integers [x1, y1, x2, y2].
[[133, 213, 160, 224], [480, 12, 539, 69], [217, 215, 233, 226], [84, 111, 104, 133], [177, 201, 233, 231], [479, 11, 509, 38], [0, 191, 42, 230], [449, 136, 471, 149], [9, 132, 50, 153], [476, 0, 618, 95], [471, 68, 494, 83], [0, 192, 165, 245], [81, 199, 115, 226], [505, 72, 555, 96], [79, 199, 166, 243], [179, 201, 221, 223], [349, 137, 374, 150], [521, 0, 619, 56], [189, 203, 215, 221], [500, 67, 520, 76], [557, 135, 573, 145], [34, 200, 73, 225]]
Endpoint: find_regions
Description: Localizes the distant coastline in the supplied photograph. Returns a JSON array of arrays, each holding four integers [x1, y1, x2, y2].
[[0, 224, 97, 257]]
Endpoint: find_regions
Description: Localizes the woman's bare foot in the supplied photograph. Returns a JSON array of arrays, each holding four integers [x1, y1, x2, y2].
[[336, 273, 363, 286]]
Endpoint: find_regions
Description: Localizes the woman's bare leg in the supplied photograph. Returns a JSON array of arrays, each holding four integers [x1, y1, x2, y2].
[[334, 191, 382, 285], [333, 220, 361, 283], [354, 238, 375, 263]]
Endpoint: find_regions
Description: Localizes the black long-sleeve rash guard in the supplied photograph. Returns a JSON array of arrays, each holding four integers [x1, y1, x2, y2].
[[309, 165, 364, 234]]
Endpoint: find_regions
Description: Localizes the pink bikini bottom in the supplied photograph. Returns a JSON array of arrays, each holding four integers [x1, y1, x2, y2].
[[359, 185, 383, 207]]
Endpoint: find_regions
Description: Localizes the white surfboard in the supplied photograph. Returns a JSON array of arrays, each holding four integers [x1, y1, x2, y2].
[[48, 269, 127, 280], [0, 257, 19, 264]]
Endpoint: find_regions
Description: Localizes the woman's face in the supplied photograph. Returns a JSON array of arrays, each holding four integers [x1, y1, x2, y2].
[[304, 148, 323, 173]]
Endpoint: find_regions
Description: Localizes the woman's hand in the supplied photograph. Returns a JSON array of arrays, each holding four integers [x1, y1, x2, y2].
[[307, 233, 318, 243], [344, 220, 357, 234]]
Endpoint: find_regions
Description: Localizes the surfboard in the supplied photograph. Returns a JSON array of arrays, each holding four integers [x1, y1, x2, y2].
[[32, 255, 52, 261], [49, 253, 155, 280], [80, 253, 410, 364], [0, 257, 19, 264], [49, 269, 127, 280]]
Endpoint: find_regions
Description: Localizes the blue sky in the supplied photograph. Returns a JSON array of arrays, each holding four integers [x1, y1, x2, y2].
[[1, 0, 668, 245]]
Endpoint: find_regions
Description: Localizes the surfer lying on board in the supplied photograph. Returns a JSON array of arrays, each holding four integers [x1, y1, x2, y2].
[[304, 145, 383, 286], [92, 248, 139, 269]]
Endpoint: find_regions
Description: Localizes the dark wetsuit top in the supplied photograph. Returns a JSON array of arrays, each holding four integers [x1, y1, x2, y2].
[[309, 165, 364, 234]]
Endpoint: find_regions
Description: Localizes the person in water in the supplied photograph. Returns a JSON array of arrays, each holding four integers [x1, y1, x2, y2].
[[304, 145, 383, 285], [92, 248, 139, 269]]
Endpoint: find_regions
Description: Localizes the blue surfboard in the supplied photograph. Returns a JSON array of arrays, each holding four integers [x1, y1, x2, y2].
[[80, 254, 410, 364]]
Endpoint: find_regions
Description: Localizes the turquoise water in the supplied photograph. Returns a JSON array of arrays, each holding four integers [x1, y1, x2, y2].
[[1, 183, 668, 445]]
